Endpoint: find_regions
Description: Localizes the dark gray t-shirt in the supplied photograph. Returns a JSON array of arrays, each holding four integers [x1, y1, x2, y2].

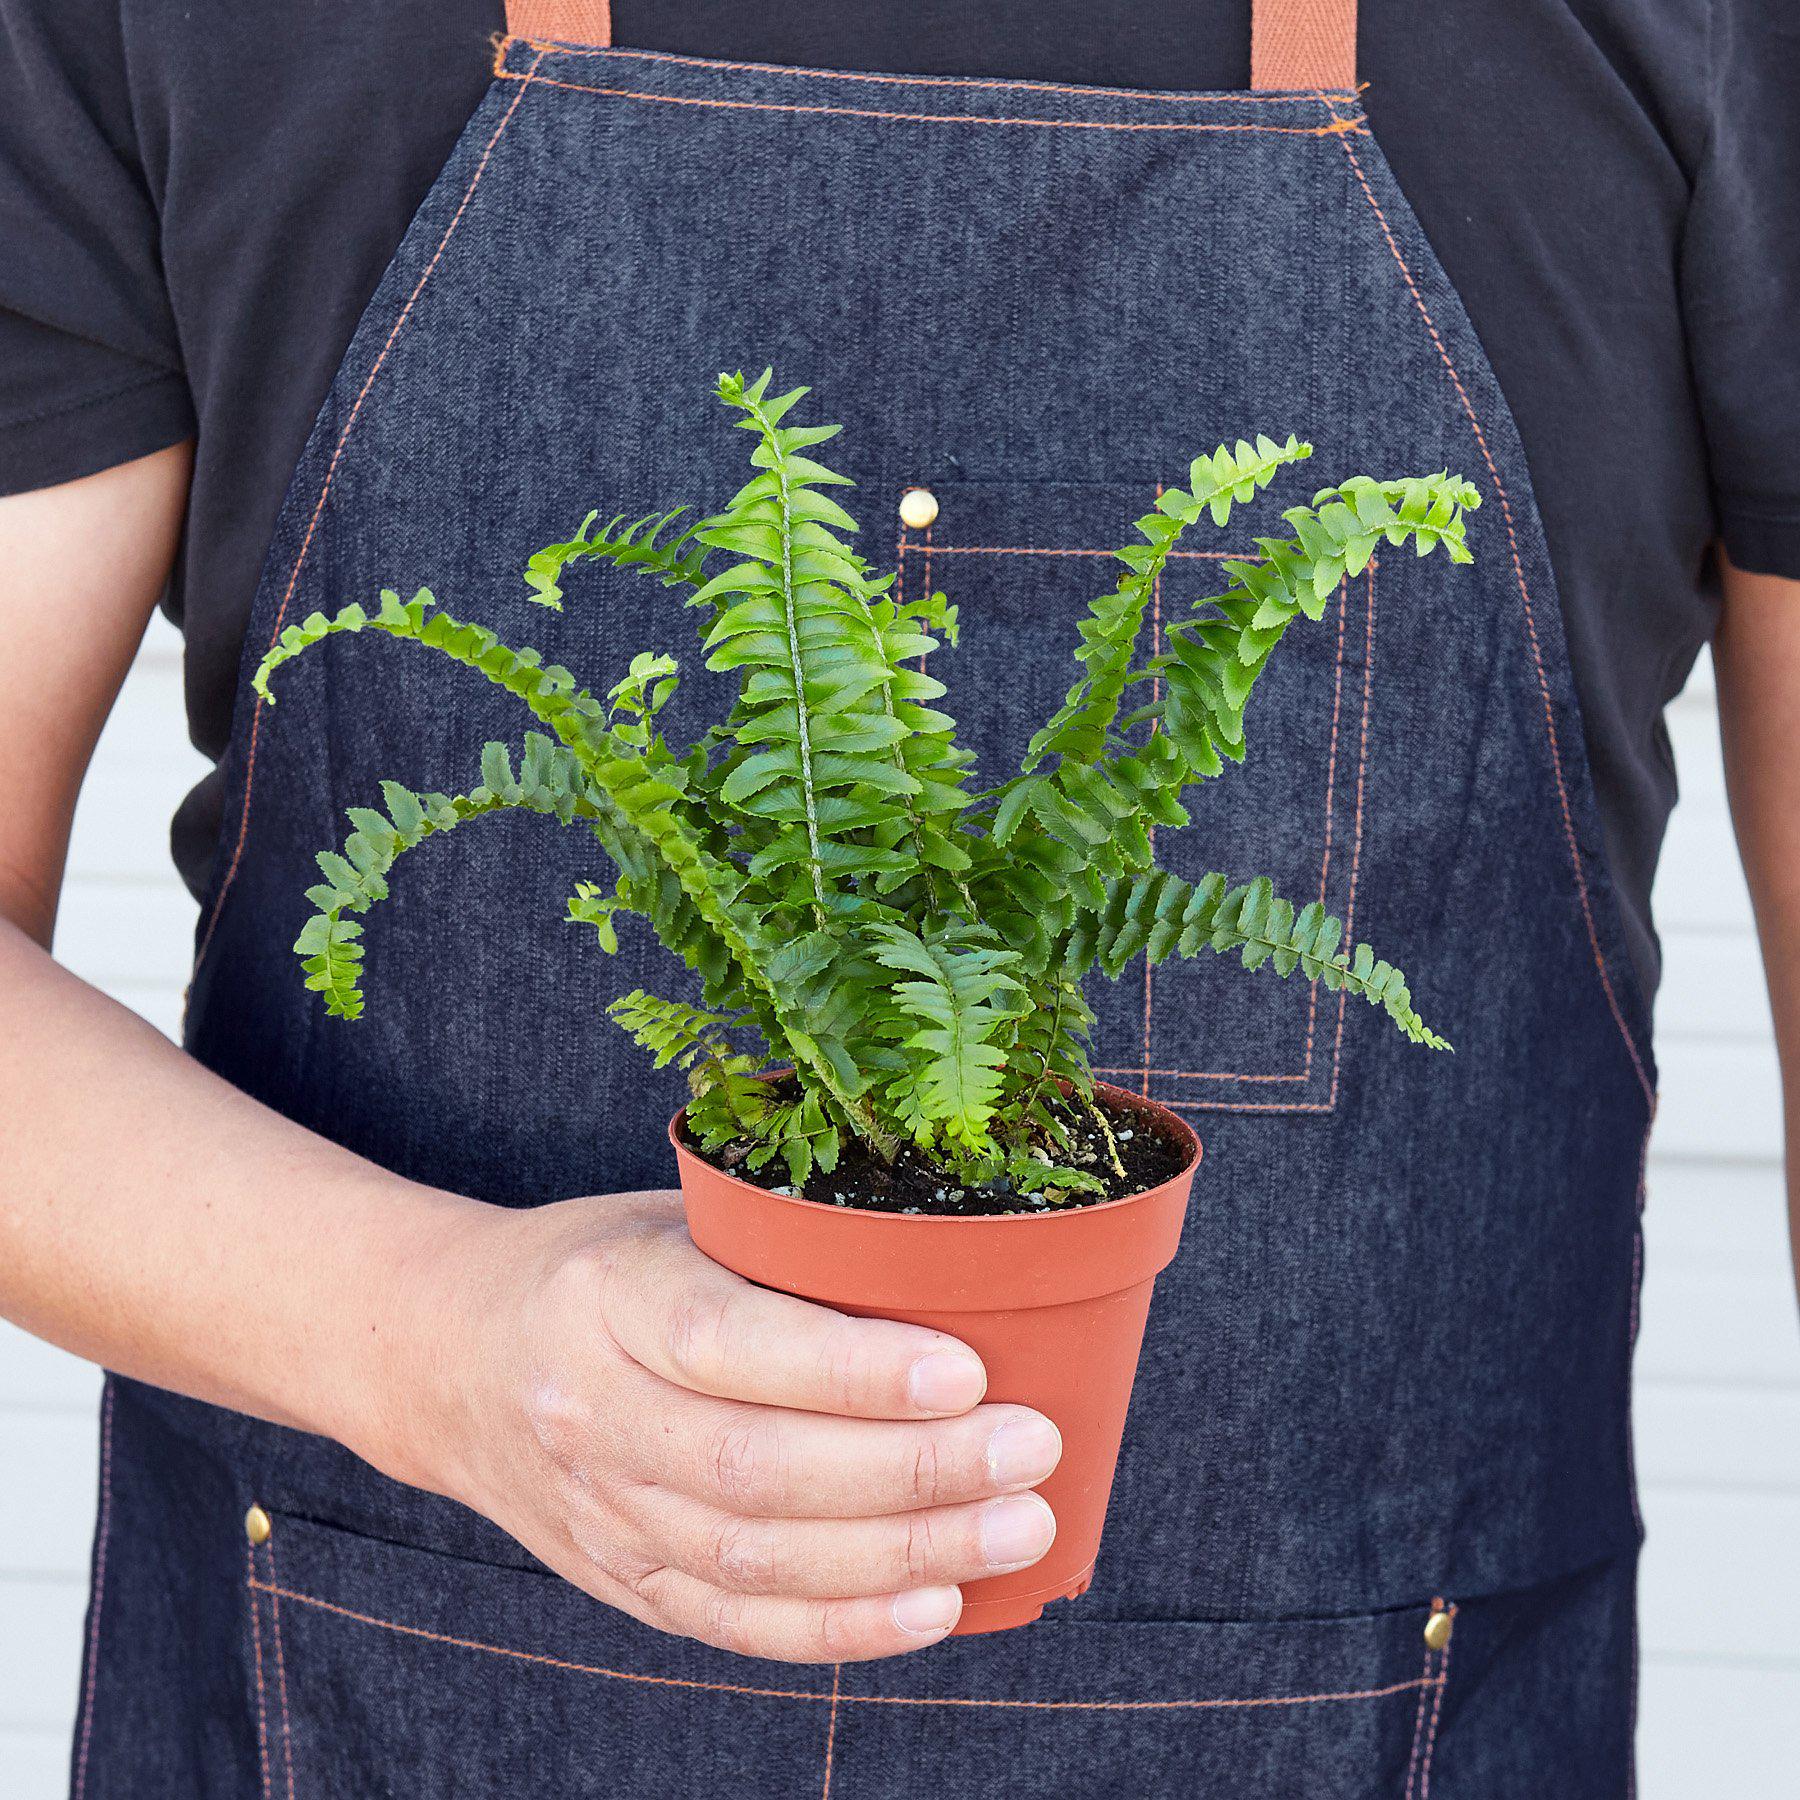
[[2, 1, 1796, 1002]]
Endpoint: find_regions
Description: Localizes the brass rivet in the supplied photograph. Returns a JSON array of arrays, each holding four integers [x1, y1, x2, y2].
[[244, 1504, 272, 1547], [898, 487, 939, 530], [1423, 1607, 1454, 1652]]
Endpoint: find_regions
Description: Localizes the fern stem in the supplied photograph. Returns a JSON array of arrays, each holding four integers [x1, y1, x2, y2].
[[740, 387, 831, 927], [1013, 977, 1070, 1123]]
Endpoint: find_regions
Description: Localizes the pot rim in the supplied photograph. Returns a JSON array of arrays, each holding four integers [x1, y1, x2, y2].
[[667, 1078, 1202, 1227]]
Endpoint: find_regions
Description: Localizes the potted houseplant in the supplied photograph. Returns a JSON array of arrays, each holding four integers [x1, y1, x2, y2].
[[255, 370, 1477, 1633]]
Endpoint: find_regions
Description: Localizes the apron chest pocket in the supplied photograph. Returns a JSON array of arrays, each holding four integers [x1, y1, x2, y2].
[[886, 477, 1376, 1118]]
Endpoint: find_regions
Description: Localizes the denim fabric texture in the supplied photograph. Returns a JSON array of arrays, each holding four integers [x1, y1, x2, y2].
[[72, 39, 1655, 1796]]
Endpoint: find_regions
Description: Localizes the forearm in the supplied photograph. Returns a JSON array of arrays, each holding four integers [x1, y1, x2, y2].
[[0, 916, 485, 1464], [1712, 551, 1800, 1295]]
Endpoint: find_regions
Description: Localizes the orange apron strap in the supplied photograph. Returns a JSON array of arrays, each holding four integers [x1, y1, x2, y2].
[[1251, 0, 1358, 90], [505, 0, 612, 47]]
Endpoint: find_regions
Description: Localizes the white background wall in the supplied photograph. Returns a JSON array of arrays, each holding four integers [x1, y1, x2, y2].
[[2, 617, 1796, 1792]]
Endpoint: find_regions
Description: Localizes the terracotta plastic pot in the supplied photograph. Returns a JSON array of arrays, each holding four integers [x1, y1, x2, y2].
[[671, 1082, 1201, 1635]]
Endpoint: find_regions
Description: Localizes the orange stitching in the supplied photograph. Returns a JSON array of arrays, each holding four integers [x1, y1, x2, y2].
[[1301, 572, 1354, 1072], [1101, 1063, 1311, 1084], [919, 521, 932, 675], [1154, 1095, 1337, 1113], [1322, 102, 1653, 1109], [1403, 1665, 1432, 1799], [247, 1546, 274, 1799], [514, 40, 1361, 106], [1396, 1670, 1425, 1800], [821, 1662, 842, 1797], [194, 53, 548, 975], [248, 1580, 828, 1700], [1417, 1607, 1455, 1797], [247, 1578, 1433, 1712], [495, 67, 1369, 135], [71, 1380, 114, 1800], [1402, 1600, 1441, 1800], [264, 1538, 298, 1800]]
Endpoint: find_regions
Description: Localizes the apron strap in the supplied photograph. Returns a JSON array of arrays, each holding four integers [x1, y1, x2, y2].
[[505, 0, 612, 47], [1251, 0, 1358, 91], [501, 0, 1357, 91]]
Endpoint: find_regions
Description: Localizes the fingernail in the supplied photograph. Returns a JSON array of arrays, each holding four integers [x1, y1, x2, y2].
[[986, 1415, 1063, 1490], [980, 1494, 1057, 1571], [892, 1586, 962, 1636], [908, 1350, 986, 1413]]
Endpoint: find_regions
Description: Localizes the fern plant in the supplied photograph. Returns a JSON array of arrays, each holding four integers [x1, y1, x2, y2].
[[256, 370, 1478, 1201]]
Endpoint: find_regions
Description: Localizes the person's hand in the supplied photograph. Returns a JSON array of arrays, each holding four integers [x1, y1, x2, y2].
[[379, 1189, 1062, 1663]]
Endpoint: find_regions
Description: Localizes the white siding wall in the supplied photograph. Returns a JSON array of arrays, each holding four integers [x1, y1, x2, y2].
[[2, 621, 1796, 1791]]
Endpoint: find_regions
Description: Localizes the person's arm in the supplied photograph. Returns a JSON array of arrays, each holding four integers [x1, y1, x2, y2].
[[0, 448, 1062, 1661], [1713, 550, 1800, 1299]]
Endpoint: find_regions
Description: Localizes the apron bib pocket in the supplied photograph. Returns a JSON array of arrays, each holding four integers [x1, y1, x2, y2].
[[891, 477, 1377, 1114]]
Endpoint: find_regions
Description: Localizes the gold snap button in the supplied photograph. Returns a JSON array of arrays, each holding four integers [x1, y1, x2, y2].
[[244, 1504, 272, 1547], [898, 487, 939, 530], [1423, 1606, 1454, 1651]]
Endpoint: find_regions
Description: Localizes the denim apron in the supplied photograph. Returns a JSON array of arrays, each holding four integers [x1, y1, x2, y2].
[[71, 3, 1657, 1793]]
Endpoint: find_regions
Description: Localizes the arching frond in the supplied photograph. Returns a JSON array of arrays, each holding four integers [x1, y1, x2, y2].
[[1069, 869, 1450, 1050], [524, 508, 710, 610], [293, 734, 595, 1018]]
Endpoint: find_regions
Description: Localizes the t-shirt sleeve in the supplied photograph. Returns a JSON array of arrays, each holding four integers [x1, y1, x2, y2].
[[1680, 0, 1800, 578], [0, 0, 194, 497]]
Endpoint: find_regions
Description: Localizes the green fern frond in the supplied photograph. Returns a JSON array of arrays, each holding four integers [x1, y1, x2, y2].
[[1071, 869, 1451, 1050], [1130, 472, 1482, 781], [1005, 1147, 1106, 1204], [693, 369, 922, 920], [253, 588, 611, 739], [856, 587, 978, 906], [295, 737, 593, 1018], [524, 508, 710, 611], [897, 586, 959, 648], [971, 467, 1481, 935], [566, 880, 624, 954], [685, 1055, 781, 1156], [570, 729, 901, 1152], [744, 1086, 843, 1189], [1004, 974, 1098, 1121], [1020, 434, 1311, 775], [865, 923, 1028, 1152], [608, 989, 790, 1164], [606, 988, 745, 1071]]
